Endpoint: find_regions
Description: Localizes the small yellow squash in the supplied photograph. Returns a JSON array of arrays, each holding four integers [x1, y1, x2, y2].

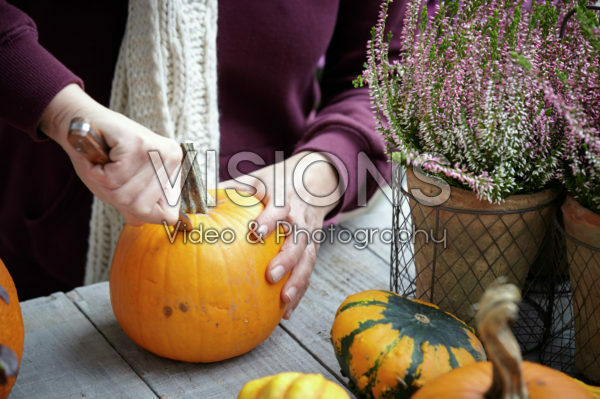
[[238, 372, 350, 399]]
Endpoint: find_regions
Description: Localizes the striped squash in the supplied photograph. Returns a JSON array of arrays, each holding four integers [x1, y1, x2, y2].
[[331, 290, 486, 398]]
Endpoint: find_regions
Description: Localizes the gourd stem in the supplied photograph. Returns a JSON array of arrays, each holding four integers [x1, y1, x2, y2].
[[475, 281, 528, 399], [180, 143, 208, 214]]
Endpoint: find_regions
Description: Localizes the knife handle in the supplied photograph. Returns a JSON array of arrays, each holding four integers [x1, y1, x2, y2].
[[67, 117, 193, 228], [67, 117, 110, 165]]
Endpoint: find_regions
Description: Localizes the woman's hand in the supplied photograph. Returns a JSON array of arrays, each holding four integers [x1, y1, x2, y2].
[[220, 151, 342, 319], [40, 84, 182, 226]]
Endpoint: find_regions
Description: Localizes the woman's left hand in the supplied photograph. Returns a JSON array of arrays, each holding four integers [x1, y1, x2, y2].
[[220, 151, 342, 319]]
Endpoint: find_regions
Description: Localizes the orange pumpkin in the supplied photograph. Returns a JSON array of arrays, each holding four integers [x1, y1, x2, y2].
[[0, 258, 24, 399], [412, 361, 591, 399], [110, 144, 287, 362], [572, 378, 600, 399], [413, 282, 593, 399]]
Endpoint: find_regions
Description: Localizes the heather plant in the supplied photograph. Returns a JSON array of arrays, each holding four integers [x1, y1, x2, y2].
[[361, 0, 572, 203], [548, 4, 600, 213]]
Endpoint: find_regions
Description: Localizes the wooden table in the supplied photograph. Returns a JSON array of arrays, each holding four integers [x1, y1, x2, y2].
[[11, 194, 393, 398]]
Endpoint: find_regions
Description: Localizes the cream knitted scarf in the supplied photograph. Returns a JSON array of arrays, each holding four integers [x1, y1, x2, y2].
[[84, 0, 220, 284]]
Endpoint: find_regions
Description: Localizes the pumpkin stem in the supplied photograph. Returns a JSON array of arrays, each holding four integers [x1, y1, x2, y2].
[[475, 280, 527, 399], [180, 143, 208, 214]]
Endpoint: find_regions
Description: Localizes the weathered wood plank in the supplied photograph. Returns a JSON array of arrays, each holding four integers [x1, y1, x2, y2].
[[280, 231, 390, 382], [12, 293, 156, 399], [342, 183, 418, 297], [341, 186, 394, 262], [70, 283, 352, 399]]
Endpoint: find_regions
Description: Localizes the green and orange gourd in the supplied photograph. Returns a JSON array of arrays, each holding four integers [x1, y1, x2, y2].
[[109, 143, 287, 362], [331, 290, 486, 398]]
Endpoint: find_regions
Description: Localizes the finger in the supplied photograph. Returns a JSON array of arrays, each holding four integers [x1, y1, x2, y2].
[[67, 142, 126, 190], [120, 200, 177, 226], [129, 175, 180, 224], [75, 159, 132, 192], [282, 243, 317, 319], [108, 164, 177, 225], [69, 155, 109, 190], [147, 159, 183, 219], [219, 179, 260, 205], [106, 168, 150, 209], [101, 158, 144, 190], [147, 144, 184, 206], [218, 178, 254, 193], [66, 147, 100, 171], [155, 194, 181, 225], [106, 144, 178, 222], [95, 135, 179, 191], [219, 176, 266, 199], [266, 228, 308, 284], [253, 199, 290, 241], [219, 177, 273, 229], [120, 209, 144, 226]]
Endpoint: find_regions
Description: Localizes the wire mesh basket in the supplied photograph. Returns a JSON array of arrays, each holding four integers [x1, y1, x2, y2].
[[540, 199, 600, 383], [390, 164, 561, 352]]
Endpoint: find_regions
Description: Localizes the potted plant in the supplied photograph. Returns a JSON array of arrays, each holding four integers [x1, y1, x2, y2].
[[544, 4, 600, 381], [361, 0, 569, 324]]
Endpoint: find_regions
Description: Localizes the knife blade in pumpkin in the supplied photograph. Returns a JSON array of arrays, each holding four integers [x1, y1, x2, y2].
[[67, 117, 193, 231]]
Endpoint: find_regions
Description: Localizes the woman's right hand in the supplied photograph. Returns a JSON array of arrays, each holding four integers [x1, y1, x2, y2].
[[39, 83, 183, 226]]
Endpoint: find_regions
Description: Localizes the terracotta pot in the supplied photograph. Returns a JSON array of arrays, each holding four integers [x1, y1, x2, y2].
[[406, 168, 560, 325], [562, 196, 600, 382]]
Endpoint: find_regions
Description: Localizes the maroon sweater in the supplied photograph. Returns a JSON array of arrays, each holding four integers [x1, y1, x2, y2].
[[0, 0, 406, 299]]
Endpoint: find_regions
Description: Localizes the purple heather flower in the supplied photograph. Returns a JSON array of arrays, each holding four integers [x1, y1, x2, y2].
[[365, 0, 598, 205]]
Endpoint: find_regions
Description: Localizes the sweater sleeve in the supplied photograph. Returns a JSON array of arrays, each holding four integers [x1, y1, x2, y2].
[[292, 0, 407, 218], [0, 0, 83, 139]]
